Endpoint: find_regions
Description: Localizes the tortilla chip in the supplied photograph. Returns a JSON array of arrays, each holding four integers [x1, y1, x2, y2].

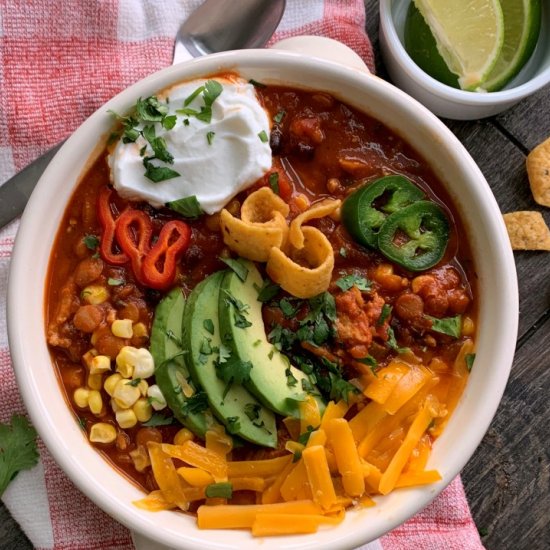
[[267, 226, 335, 298], [503, 211, 550, 250], [526, 136, 550, 207], [220, 188, 289, 262], [289, 199, 341, 249]]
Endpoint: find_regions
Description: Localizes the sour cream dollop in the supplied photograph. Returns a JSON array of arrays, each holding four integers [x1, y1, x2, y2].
[[108, 76, 272, 215]]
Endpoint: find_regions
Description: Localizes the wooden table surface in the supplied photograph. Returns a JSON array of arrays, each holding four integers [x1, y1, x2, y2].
[[1, 2, 549, 548]]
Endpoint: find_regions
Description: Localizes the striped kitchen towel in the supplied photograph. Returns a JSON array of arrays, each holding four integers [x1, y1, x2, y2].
[[0, 0, 483, 548]]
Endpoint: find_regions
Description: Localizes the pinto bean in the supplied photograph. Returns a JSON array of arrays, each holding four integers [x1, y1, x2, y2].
[[73, 305, 104, 333], [290, 117, 324, 144], [118, 301, 140, 323], [74, 257, 104, 288], [93, 326, 125, 358], [394, 293, 431, 331]]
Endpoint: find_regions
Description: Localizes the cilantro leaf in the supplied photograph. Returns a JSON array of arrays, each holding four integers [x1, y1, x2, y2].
[[184, 85, 205, 106], [205, 482, 233, 499], [335, 274, 371, 292], [107, 278, 124, 286], [136, 96, 168, 122], [203, 80, 223, 106], [248, 79, 266, 88], [269, 172, 280, 195], [244, 403, 261, 422], [0, 415, 39, 496], [142, 413, 175, 427], [297, 425, 315, 445], [203, 319, 215, 335], [258, 130, 269, 143], [219, 257, 248, 282], [273, 110, 285, 124], [465, 353, 476, 372], [143, 157, 180, 183], [216, 356, 253, 388], [181, 391, 209, 416], [166, 195, 204, 218], [206, 131, 215, 145], [377, 304, 392, 326], [426, 315, 462, 338], [162, 115, 177, 130], [339, 247, 347, 258], [226, 417, 241, 434], [83, 234, 99, 251], [255, 279, 280, 302]]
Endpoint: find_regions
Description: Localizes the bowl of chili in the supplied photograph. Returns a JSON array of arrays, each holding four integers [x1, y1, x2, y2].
[[8, 41, 518, 549]]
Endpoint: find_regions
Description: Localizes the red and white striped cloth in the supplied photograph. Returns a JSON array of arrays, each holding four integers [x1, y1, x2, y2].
[[0, 1, 484, 548]]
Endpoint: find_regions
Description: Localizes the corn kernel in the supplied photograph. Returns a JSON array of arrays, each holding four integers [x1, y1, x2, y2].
[[111, 319, 133, 339], [81, 285, 109, 305], [133, 398, 153, 423], [137, 379, 149, 397], [147, 384, 167, 411], [82, 349, 98, 369], [110, 398, 123, 413], [104, 373, 122, 396], [87, 372, 104, 391], [89, 423, 117, 444], [129, 446, 150, 472], [132, 322, 148, 339], [113, 379, 141, 409], [174, 428, 194, 446], [73, 387, 90, 409], [462, 316, 475, 336], [116, 408, 138, 429], [90, 355, 111, 375], [88, 390, 103, 415]]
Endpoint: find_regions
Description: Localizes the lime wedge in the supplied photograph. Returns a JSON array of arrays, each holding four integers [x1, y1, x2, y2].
[[481, 0, 542, 91], [412, 0, 504, 90]]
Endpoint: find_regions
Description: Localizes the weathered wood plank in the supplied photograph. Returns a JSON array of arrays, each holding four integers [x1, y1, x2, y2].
[[462, 317, 550, 549], [496, 85, 550, 152]]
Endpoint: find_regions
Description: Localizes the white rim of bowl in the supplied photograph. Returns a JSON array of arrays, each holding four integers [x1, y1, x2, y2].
[[379, 0, 550, 104], [7, 48, 518, 549]]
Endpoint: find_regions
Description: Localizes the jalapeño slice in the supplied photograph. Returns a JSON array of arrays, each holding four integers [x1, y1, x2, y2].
[[341, 175, 425, 248], [377, 201, 449, 271]]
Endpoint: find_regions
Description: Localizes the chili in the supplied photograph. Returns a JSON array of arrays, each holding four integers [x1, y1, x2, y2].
[[141, 221, 191, 290], [97, 186, 129, 265], [341, 175, 424, 248], [377, 201, 449, 271], [114, 209, 153, 286]]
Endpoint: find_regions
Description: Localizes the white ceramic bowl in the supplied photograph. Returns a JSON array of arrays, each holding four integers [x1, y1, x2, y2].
[[8, 45, 518, 549], [380, 0, 550, 120]]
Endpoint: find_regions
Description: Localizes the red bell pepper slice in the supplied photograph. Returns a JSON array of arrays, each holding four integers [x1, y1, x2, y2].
[[97, 187, 129, 265], [141, 221, 191, 290], [114, 209, 152, 286]]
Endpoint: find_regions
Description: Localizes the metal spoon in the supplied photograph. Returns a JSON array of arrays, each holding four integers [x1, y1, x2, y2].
[[174, 0, 286, 62], [0, 0, 286, 228]]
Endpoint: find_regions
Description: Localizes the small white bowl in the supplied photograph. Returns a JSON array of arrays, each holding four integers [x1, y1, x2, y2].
[[380, 0, 550, 120], [8, 41, 518, 549]]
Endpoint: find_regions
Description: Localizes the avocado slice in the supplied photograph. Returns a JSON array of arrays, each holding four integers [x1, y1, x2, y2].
[[183, 272, 277, 448], [218, 261, 314, 416], [150, 287, 215, 438]]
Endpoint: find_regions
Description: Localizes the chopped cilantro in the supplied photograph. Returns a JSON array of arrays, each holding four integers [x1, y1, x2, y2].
[[203, 319, 215, 335], [244, 403, 261, 422], [166, 195, 204, 218], [255, 279, 280, 302], [143, 157, 180, 183], [136, 96, 168, 122], [357, 355, 377, 370], [181, 391, 209, 416], [273, 110, 285, 124], [465, 353, 476, 372], [177, 80, 222, 124], [107, 278, 124, 286], [205, 482, 233, 499], [83, 234, 99, 251], [339, 247, 347, 258], [183, 85, 205, 106], [269, 172, 280, 195], [162, 115, 177, 130], [297, 425, 315, 445], [279, 297, 300, 317], [258, 130, 269, 143], [426, 314, 462, 338], [127, 378, 142, 387], [335, 274, 371, 292], [206, 131, 215, 145], [377, 303, 392, 326], [285, 367, 298, 387], [226, 416, 241, 434], [215, 356, 253, 398], [219, 257, 248, 282], [217, 343, 231, 364], [77, 417, 87, 430]]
